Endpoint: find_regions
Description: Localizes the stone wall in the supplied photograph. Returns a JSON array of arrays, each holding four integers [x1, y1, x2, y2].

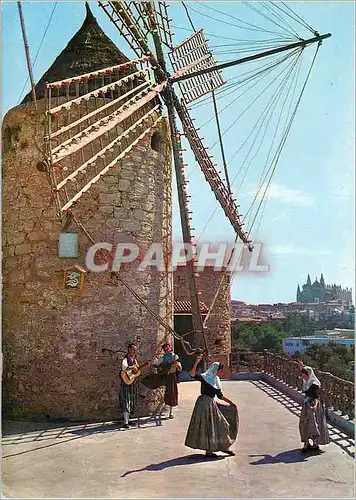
[[2, 101, 173, 421], [173, 266, 232, 375]]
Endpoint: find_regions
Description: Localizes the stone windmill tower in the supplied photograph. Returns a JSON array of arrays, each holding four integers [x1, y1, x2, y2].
[[2, 4, 172, 421]]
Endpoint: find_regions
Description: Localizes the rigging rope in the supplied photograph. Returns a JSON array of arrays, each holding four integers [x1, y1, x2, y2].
[[17, 2, 57, 104], [71, 218, 203, 358], [233, 50, 304, 194], [170, 24, 289, 44], [245, 51, 304, 226], [261, 2, 301, 39], [195, 48, 301, 127], [188, 48, 301, 112], [247, 42, 322, 236], [280, 1, 317, 35], [191, 49, 303, 241], [193, 2, 292, 38], [181, 1, 196, 31], [242, 1, 297, 39], [208, 50, 302, 152], [198, 39, 313, 316]]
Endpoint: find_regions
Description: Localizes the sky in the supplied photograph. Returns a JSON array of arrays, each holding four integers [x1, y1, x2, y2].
[[2, 1, 355, 304]]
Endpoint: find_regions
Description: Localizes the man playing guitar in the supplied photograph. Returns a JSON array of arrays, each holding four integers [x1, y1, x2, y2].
[[151, 343, 182, 419], [118, 343, 151, 429]]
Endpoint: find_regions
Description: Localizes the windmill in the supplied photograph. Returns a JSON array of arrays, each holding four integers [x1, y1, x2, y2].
[[40, 0, 331, 361]]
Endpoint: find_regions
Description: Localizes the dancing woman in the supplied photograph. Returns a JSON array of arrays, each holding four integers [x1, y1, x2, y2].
[[299, 364, 330, 453], [185, 355, 238, 457]]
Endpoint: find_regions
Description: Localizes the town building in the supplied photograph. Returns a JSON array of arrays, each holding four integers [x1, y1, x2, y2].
[[282, 335, 354, 356], [231, 299, 354, 329], [297, 274, 352, 304]]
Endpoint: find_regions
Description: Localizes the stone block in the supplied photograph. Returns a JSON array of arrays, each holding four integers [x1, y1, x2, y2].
[[121, 220, 141, 232], [6, 245, 16, 257], [103, 175, 118, 185], [7, 231, 26, 245], [28, 231, 47, 242], [120, 169, 136, 181], [14, 243, 32, 255], [118, 179, 131, 192], [100, 206, 114, 216], [98, 193, 121, 206], [113, 208, 129, 220], [19, 220, 35, 232], [132, 209, 146, 221]]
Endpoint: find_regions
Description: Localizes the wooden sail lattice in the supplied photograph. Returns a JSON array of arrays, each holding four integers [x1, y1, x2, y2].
[[99, 2, 250, 244], [174, 99, 249, 244], [36, 1, 329, 357], [99, 1, 150, 59], [169, 29, 226, 103], [97, 0, 254, 355], [44, 56, 167, 215]]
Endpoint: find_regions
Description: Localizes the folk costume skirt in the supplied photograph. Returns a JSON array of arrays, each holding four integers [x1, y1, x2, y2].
[[118, 380, 139, 414], [164, 372, 179, 407], [185, 395, 238, 452], [299, 398, 330, 445]]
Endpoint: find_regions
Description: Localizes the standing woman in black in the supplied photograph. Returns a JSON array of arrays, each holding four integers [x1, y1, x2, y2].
[[185, 354, 238, 457], [299, 364, 330, 453]]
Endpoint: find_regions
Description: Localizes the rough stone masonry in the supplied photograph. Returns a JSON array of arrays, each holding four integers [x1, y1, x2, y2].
[[2, 99, 173, 421]]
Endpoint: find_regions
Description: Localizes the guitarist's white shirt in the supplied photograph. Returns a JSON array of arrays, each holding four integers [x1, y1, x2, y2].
[[122, 357, 138, 371]]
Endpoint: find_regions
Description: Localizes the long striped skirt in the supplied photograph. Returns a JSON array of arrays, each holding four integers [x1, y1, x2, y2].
[[299, 399, 330, 445], [118, 380, 139, 414], [185, 395, 239, 452]]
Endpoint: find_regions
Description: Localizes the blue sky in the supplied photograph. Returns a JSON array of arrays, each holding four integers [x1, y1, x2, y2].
[[2, 1, 355, 304]]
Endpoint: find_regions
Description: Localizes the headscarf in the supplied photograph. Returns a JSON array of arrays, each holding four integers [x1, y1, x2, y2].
[[201, 362, 221, 390], [302, 365, 321, 391]]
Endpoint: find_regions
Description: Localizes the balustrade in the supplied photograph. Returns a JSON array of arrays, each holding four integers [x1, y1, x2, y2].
[[230, 349, 354, 419]]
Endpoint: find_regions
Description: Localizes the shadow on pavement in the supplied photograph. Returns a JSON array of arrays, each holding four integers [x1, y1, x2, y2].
[[250, 448, 309, 465], [121, 454, 226, 477]]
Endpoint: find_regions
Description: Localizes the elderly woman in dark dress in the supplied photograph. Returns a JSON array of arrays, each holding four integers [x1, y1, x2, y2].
[[299, 364, 330, 453], [185, 355, 238, 458]]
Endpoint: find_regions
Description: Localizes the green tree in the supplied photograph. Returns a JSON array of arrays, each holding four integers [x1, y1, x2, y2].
[[232, 321, 287, 353], [283, 312, 315, 337], [302, 342, 354, 381]]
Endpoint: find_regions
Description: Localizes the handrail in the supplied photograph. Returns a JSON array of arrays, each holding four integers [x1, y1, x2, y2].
[[230, 349, 354, 419]]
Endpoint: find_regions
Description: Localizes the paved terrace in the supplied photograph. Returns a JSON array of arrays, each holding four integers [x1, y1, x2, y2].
[[2, 380, 354, 499]]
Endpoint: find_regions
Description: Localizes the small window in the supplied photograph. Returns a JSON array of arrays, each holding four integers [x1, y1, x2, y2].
[[151, 131, 164, 154], [58, 232, 78, 258]]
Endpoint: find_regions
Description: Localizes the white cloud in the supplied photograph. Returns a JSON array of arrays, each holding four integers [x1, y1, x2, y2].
[[250, 183, 314, 207], [268, 244, 331, 256]]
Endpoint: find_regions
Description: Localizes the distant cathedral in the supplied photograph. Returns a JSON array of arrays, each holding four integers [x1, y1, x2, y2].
[[297, 274, 353, 304]]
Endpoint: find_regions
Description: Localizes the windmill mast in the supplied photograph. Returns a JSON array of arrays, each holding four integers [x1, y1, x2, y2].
[[99, 0, 208, 356], [144, 1, 207, 356], [172, 32, 331, 84], [17, 1, 37, 109]]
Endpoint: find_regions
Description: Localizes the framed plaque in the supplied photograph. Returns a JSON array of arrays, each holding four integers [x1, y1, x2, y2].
[[58, 232, 79, 258], [63, 265, 86, 292]]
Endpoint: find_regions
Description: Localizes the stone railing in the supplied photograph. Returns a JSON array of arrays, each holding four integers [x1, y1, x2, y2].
[[230, 349, 355, 419], [230, 350, 265, 373]]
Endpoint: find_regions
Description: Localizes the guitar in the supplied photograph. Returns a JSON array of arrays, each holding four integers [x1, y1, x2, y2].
[[156, 360, 181, 375], [121, 361, 150, 385]]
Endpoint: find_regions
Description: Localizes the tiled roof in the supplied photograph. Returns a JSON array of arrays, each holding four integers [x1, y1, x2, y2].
[[174, 300, 209, 314]]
